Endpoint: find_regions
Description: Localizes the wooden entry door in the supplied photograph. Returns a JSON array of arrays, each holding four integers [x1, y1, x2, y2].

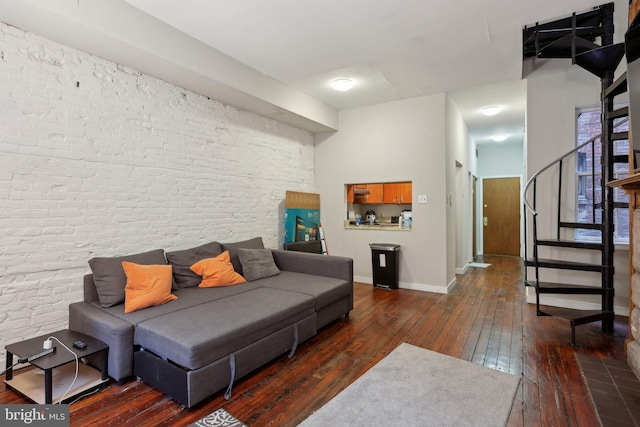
[[483, 177, 520, 256]]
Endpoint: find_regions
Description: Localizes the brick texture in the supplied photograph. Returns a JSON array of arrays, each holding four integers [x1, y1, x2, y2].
[[0, 22, 315, 362]]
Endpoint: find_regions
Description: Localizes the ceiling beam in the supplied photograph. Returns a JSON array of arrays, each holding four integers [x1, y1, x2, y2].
[[0, 0, 338, 133]]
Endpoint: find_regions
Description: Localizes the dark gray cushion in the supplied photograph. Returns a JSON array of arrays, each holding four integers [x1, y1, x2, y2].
[[134, 287, 315, 370], [221, 237, 264, 274], [88, 249, 168, 308], [256, 270, 351, 310], [237, 248, 280, 281], [166, 242, 222, 289], [103, 282, 263, 325]]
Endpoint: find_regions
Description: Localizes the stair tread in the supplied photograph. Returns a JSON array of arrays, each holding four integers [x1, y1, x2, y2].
[[593, 201, 629, 209], [606, 106, 629, 120], [559, 221, 603, 231], [527, 257, 601, 266], [525, 258, 604, 272], [538, 307, 612, 324], [525, 280, 606, 294], [604, 71, 627, 98], [612, 131, 629, 141], [535, 239, 604, 250], [575, 42, 626, 78]]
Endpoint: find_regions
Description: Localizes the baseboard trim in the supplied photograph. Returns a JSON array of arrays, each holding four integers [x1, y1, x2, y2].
[[447, 276, 458, 292], [354, 275, 371, 285], [354, 276, 449, 294], [400, 282, 449, 294], [456, 264, 470, 275]]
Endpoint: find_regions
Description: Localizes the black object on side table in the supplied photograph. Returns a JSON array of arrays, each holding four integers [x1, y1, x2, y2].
[[5, 329, 109, 404]]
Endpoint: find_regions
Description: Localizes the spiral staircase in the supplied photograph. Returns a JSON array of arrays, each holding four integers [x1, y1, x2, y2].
[[522, 2, 628, 345]]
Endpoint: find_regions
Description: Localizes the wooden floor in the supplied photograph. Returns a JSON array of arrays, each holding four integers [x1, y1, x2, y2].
[[1, 255, 629, 426]]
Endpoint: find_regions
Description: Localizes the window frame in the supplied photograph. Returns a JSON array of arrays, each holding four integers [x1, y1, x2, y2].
[[575, 105, 629, 244]]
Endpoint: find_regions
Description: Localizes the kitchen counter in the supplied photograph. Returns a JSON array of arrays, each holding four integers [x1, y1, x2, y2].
[[344, 221, 411, 231]]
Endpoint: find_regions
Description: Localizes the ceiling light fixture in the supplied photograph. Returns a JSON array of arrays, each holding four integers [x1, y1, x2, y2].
[[481, 105, 502, 116], [491, 134, 508, 142], [331, 78, 354, 91]]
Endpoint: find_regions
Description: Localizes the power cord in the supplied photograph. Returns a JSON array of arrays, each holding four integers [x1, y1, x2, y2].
[[46, 336, 79, 404], [67, 386, 100, 405], [0, 360, 22, 378], [0, 346, 56, 377]]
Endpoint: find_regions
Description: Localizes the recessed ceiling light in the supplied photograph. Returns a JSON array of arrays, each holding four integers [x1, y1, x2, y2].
[[481, 105, 502, 116], [491, 134, 508, 142], [331, 79, 354, 91]]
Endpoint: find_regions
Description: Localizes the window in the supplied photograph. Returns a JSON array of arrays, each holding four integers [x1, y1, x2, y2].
[[577, 152, 587, 202], [575, 107, 629, 243]]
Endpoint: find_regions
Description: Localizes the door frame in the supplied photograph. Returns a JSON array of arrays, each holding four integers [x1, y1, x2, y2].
[[472, 174, 477, 258], [477, 174, 524, 257]]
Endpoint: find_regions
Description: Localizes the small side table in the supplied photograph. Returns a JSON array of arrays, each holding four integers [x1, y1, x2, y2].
[[5, 329, 109, 404]]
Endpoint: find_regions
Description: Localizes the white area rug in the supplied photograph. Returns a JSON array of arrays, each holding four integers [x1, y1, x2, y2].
[[469, 262, 492, 268], [299, 343, 521, 427]]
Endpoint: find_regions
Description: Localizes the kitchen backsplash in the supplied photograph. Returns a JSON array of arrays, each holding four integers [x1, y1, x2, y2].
[[348, 202, 411, 222]]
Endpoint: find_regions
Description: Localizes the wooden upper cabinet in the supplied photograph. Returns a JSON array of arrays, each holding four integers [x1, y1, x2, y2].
[[383, 183, 398, 204], [398, 182, 412, 203], [349, 182, 411, 204], [366, 184, 384, 204], [383, 182, 412, 204]]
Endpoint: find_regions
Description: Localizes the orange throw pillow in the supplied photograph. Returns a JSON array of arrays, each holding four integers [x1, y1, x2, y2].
[[122, 262, 177, 313], [190, 251, 246, 288]]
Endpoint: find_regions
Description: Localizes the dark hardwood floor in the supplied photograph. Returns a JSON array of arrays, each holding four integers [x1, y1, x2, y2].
[[1, 255, 628, 426]]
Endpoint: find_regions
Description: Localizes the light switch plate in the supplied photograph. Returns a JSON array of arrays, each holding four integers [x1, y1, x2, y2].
[[418, 195, 427, 204]]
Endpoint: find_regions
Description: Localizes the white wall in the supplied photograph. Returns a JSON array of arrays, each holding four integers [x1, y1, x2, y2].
[[0, 23, 315, 359], [315, 95, 450, 293], [446, 96, 473, 275], [478, 142, 525, 177]]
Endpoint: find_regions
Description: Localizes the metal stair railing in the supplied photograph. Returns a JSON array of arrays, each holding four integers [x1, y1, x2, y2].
[[524, 116, 627, 217], [525, 133, 596, 217], [523, 117, 627, 284]]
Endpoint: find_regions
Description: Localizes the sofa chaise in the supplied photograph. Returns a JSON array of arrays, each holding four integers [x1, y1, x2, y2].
[[68, 237, 353, 407]]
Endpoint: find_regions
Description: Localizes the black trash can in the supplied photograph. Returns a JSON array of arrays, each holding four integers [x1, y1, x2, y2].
[[370, 243, 401, 289]]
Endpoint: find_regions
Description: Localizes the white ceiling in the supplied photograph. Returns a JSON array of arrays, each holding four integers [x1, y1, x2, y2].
[[0, 0, 626, 142], [122, 0, 620, 144]]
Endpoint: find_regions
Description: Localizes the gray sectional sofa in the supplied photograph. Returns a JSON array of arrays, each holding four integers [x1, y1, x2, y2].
[[68, 237, 353, 407]]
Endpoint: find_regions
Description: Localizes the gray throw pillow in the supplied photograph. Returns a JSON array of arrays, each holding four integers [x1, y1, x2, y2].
[[88, 249, 168, 308], [165, 241, 223, 289], [221, 237, 264, 274], [237, 248, 280, 281]]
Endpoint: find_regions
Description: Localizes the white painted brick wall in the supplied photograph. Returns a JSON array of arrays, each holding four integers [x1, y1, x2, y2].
[[0, 22, 315, 366]]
